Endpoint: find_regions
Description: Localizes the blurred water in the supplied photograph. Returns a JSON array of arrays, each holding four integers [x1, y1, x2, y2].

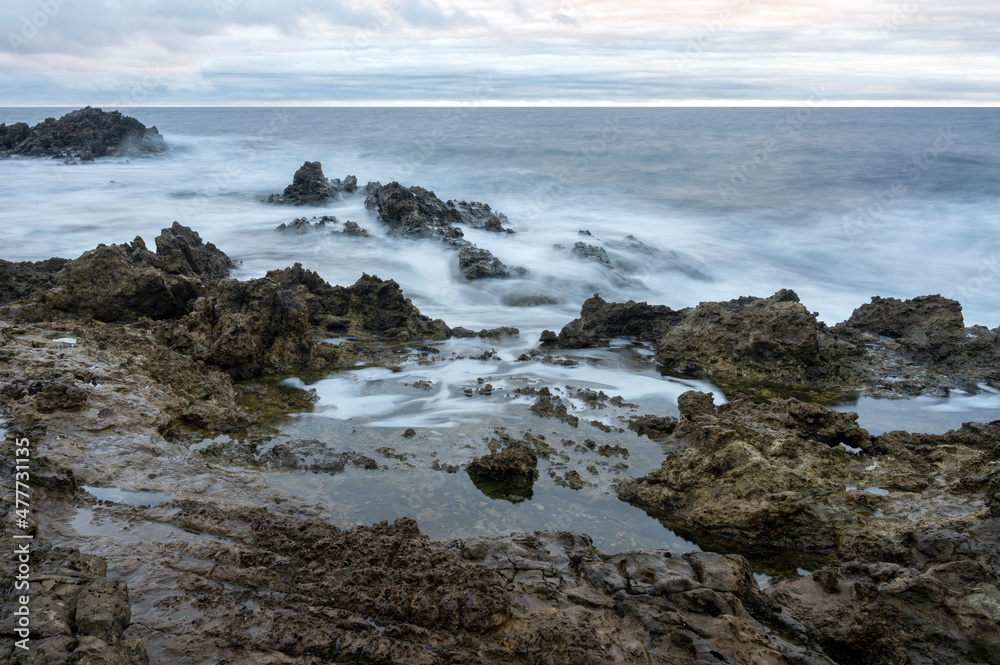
[[5, 107, 999, 556], [1, 107, 998, 329]]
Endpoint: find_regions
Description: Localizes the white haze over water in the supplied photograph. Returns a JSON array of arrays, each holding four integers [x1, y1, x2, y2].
[[2, 107, 998, 331]]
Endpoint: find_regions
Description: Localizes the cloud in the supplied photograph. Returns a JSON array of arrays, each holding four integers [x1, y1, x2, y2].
[[1, 0, 998, 104]]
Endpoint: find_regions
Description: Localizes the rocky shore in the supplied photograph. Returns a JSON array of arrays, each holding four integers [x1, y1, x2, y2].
[[2, 215, 999, 664]]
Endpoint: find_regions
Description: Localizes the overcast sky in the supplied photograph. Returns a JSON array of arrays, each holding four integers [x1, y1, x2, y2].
[[1, 0, 998, 106]]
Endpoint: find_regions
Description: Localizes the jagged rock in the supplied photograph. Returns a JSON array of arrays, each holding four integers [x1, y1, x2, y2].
[[552, 294, 682, 348], [0, 257, 69, 306], [447, 200, 514, 233], [266, 161, 358, 205], [149, 222, 233, 283], [160, 277, 313, 380], [365, 182, 525, 279], [0, 546, 147, 665], [266, 263, 450, 340], [0, 107, 166, 160], [768, 559, 1000, 665], [551, 290, 998, 397], [275, 217, 322, 234], [341, 221, 370, 237], [626, 414, 678, 440], [654, 290, 858, 393], [44, 224, 231, 323]]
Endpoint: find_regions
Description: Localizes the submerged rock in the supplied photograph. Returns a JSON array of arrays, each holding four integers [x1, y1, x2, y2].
[[0, 106, 166, 160], [266, 161, 358, 205]]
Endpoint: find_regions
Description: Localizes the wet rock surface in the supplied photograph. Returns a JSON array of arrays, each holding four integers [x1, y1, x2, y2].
[[266, 263, 450, 340], [365, 181, 525, 280], [4, 224, 1000, 664], [266, 161, 358, 205], [0, 107, 166, 160], [548, 293, 682, 348], [550, 290, 1000, 397]]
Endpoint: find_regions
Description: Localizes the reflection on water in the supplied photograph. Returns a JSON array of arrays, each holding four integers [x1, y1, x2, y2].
[[834, 384, 1000, 435]]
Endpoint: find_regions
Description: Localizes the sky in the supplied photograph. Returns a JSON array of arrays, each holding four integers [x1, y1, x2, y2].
[[0, 0, 998, 106]]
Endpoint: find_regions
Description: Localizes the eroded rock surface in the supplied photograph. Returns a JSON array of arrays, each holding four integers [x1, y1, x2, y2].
[[549, 290, 1000, 397], [0, 107, 166, 160], [618, 391, 1000, 561]]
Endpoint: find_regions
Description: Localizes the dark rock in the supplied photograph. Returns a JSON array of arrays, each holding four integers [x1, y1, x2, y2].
[[275, 217, 320, 234], [550, 469, 595, 489], [447, 200, 514, 233], [0, 107, 166, 160], [458, 246, 523, 280], [45, 224, 231, 322], [768, 559, 1000, 665], [46, 243, 203, 322], [365, 182, 525, 279], [553, 294, 682, 348], [341, 221, 370, 237], [267, 161, 358, 205], [468, 439, 539, 485], [160, 277, 312, 380], [402, 428, 416, 438], [655, 290, 861, 393], [478, 326, 519, 339], [627, 414, 678, 440], [0, 257, 69, 305], [150, 222, 233, 283], [539, 329, 558, 344], [266, 263, 450, 340]]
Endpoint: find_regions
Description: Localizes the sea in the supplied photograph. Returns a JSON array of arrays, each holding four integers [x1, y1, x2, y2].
[[2, 107, 999, 560]]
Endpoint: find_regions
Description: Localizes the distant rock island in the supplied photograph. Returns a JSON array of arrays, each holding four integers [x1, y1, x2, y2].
[[0, 106, 167, 161]]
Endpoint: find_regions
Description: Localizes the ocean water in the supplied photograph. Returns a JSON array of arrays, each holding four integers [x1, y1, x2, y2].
[[3, 107, 1000, 555]]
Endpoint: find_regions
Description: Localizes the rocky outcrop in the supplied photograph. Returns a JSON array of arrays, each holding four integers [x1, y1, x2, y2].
[[655, 290, 860, 394], [543, 294, 682, 348], [768, 558, 1000, 665], [549, 290, 999, 397], [275, 215, 372, 237], [365, 182, 524, 280], [266, 263, 450, 340], [618, 391, 999, 561], [266, 161, 358, 205], [467, 438, 539, 485], [0, 257, 69, 306], [44, 223, 232, 323], [0, 546, 148, 665], [158, 277, 313, 380], [0, 107, 166, 160]]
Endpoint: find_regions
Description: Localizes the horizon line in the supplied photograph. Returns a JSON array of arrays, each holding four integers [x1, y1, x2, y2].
[[2, 99, 999, 109]]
